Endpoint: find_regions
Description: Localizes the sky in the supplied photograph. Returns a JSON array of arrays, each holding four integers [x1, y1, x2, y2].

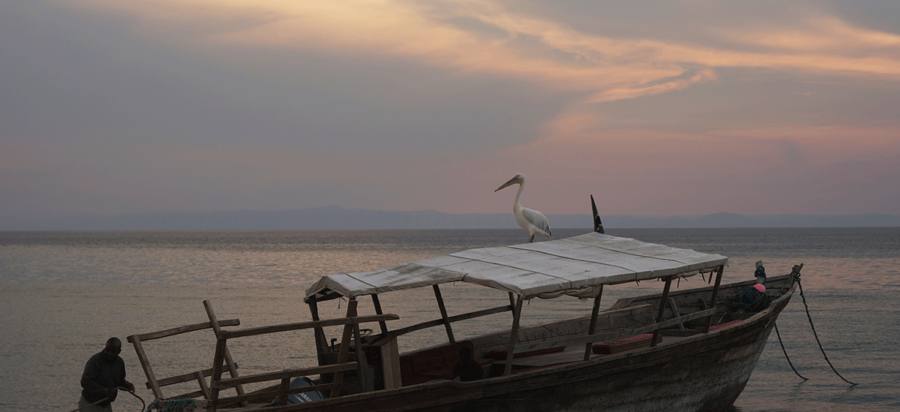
[[2, 0, 899, 221]]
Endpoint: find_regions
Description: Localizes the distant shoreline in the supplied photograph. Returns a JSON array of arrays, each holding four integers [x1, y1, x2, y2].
[[2, 206, 898, 231]]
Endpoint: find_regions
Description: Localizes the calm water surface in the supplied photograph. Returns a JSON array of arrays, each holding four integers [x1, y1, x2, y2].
[[1, 228, 898, 411]]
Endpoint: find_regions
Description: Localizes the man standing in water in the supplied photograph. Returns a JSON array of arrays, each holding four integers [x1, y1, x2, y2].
[[79, 338, 135, 411]]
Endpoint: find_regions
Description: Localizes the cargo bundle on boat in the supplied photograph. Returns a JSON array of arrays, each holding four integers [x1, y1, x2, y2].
[[128, 232, 801, 412]]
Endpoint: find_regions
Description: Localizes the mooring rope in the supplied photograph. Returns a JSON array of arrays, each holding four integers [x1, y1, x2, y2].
[[69, 387, 145, 412], [158, 398, 197, 412], [774, 322, 808, 381], [793, 272, 858, 385], [69, 397, 109, 412], [124, 388, 146, 412]]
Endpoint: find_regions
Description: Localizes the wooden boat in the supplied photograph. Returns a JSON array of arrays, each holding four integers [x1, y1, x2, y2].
[[129, 232, 802, 412]]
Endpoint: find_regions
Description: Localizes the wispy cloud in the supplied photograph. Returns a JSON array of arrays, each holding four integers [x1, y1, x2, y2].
[[6, 1, 898, 218], [80, 0, 900, 104]]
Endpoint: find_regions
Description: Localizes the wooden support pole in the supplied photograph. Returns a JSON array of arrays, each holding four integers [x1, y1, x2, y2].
[[652, 277, 673, 347], [330, 299, 358, 399], [703, 266, 725, 333], [129, 336, 163, 399], [203, 301, 247, 405], [308, 297, 328, 355], [371, 294, 388, 335], [380, 338, 402, 390], [668, 297, 686, 331], [352, 321, 372, 392], [277, 378, 290, 406], [193, 371, 211, 400], [432, 284, 455, 343], [583, 285, 604, 361], [208, 337, 227, 412], [307, 297, 330, 374], [503, 295, 524, 376]]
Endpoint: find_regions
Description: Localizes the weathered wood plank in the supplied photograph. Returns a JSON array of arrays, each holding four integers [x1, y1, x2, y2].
[[433, 284, 455, 343], [583, 285, 603, 361], [503, 296, 524, 376], [129, 336, 163, 399], [126, 319, 240, 342], [219, 314, 399, 340], [203, 300, 246, 406], [149, 363, 238, 388], [703, 266, 725, 333], [208, 337, 227, 412], [382, 305, 512, 341], [193, 371, 211, 400], [652, 276, 673, 347], [372, 293, 388, 334], [380, 338, 402, 390], [167, 389, 205, 400], [330, 300, 357, 398], [352, 321, 373, 392]]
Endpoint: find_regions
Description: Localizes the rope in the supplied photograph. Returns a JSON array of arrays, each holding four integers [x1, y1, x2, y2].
[[121, 387, 146, 412], [723, 286, 768, 313], [70, 397, 109, 412], [159, 399, 197, 412], [774, 322, 808, 381], [70, 387, 145, 412], [793, 272, 858, 385]]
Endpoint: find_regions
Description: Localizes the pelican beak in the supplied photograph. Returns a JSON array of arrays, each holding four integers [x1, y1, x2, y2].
[[495, 175, 521, 192]]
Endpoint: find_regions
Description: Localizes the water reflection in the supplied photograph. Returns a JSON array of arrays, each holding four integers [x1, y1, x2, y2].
[[2, 228, 898, 411]]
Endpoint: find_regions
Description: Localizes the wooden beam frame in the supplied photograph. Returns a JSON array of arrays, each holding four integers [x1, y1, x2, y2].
[[652, 276, 673, 347], [433, 284, 455, 343], [205, 298, 396, 411], [307, 296, 329, 357], [217, 314, 399, 340], [126, 318, 240, 400], [371, 293, 388, 334], [129, 319, 240, 342], [503, 295, 525, 376], [375, 304, 512, 344], [583, 285, 604, 361], [703, 265, 725, 333], [204, 301, 247, 407]]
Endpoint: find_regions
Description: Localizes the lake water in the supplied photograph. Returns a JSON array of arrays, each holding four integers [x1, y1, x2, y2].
[[1, 228, 898, 411]]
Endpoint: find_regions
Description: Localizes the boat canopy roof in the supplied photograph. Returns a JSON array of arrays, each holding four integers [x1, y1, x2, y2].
[[304, 232, 728, 303]]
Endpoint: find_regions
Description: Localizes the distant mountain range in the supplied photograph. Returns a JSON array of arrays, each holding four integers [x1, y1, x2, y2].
[[2, 206, 899, 231]]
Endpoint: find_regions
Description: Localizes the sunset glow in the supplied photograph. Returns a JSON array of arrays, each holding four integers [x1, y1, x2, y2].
[[2, 0, 898, 221]]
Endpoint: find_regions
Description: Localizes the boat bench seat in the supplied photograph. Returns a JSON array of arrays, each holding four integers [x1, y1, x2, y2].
[[398, 340, 493, 386], [592, 333, 663, 354]]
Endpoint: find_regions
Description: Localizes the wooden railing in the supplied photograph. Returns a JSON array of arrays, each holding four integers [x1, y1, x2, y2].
[[206, 300, 399, 411], [375, 304, 513, 345], [127, 319, 242, 400], [507, 308, 719, 356]]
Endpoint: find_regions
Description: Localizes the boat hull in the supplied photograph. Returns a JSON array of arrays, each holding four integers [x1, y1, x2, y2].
[[278, 280, 794, 412]]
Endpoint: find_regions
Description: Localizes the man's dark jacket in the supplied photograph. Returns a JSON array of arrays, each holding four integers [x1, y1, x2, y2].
[[81, 351, 128, 405]]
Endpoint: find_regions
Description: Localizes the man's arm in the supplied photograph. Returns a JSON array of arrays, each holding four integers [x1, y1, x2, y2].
[[116, 358, 135, 392]]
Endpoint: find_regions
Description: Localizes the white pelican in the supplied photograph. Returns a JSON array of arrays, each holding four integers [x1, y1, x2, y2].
[[494, 173, 551, 243]]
